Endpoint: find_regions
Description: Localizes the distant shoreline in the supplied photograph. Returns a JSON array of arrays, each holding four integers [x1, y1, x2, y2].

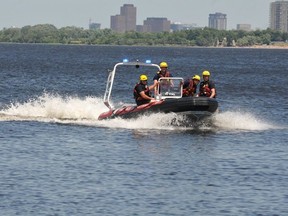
[[239, 44, 288, 49], [1, 42, 288, 49]]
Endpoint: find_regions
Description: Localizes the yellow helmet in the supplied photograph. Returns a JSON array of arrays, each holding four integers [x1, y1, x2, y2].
[[192, 75, 201, 81], [202, 70, 210, 76], [139, 74, 148, 81], [159, 61, 168, 68]]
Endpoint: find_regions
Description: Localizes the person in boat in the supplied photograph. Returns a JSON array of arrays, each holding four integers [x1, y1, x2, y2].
[[182, 75, 201, 97], [153, 61, 173, 85], [134, 74, 155, 106], [153, 61, 173, 94], [199, 70, 216, 98]]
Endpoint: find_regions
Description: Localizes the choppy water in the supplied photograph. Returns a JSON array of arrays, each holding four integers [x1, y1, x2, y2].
[[0, 44, 288, 215]]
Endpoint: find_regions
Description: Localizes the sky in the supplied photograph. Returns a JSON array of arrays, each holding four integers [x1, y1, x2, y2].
[[0, 0, 275, 30]]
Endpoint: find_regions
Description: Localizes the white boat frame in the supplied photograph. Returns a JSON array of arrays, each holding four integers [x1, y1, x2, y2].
[[103, 60, 183, 109]]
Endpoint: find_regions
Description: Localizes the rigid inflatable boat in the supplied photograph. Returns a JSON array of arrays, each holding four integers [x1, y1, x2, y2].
[[98, 60, 218, 122]]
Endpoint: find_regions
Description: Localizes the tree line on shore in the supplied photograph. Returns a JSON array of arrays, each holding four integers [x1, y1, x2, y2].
[[1, 24, 288, 47]]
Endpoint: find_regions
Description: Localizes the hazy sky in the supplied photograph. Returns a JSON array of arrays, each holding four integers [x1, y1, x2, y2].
[[0, 0, 274, 30]]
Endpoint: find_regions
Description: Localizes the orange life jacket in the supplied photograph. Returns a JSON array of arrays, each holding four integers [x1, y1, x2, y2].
[[157, 71, 171, 78], [182, 80, 197, 97]]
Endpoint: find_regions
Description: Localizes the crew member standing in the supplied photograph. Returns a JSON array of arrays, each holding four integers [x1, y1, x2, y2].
[[153, 61, 173, 94], [153, 61, 173, 85]]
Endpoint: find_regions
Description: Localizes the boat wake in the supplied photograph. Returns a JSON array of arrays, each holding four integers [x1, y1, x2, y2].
[[0, 93, 106, 123], [212, 110, 282, 131], [0, 93, 284, 132]]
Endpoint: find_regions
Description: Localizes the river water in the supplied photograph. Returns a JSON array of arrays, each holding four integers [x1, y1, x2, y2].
[[0, 44, 288, 215]]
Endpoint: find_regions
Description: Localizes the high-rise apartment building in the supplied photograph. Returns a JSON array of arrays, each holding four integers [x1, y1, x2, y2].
[[208, 13, 227, 30], [110, 4, 136, 32], [270, 0, 288, 32]]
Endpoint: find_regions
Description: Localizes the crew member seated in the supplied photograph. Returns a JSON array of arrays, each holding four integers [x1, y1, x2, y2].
[[182, 75, 200, 97], [199, 70, 216, 98], [133, 74, 155, 106]]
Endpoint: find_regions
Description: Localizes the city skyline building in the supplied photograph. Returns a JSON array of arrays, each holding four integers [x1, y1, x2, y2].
[[270, 0, 288, 32], [89, 19, 101, 30], [110, 4, 136, 32], [170, 22, 198, 31], [110, 15, 126, 32], [208, 12, 227, 30], [236, 24, 252, 31], [142, 17, 171, 33], [120, 4, 136, 31]]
